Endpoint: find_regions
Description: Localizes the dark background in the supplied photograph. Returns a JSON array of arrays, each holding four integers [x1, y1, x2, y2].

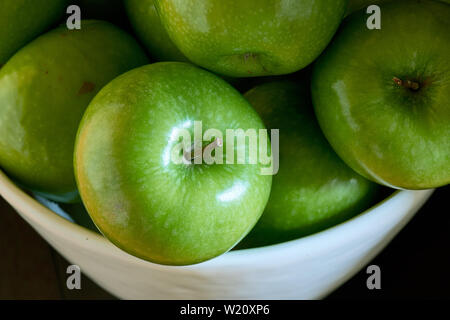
[[0, 186, 448, 300]]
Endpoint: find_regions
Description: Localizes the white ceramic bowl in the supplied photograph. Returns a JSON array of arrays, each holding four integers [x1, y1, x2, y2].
[[0, 169, 433, 299]]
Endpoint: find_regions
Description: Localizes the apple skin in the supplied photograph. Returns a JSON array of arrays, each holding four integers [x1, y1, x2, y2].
[[238, 81, 379, 248], [74, 62, 272, 265], [0, 0, 67, 65], [312, 0, 450, 190], [0, 21, 149, 203], [154, 0, 348, 77], [125, 0, 188, 61]]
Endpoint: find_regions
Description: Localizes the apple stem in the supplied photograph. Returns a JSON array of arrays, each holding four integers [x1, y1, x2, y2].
[[393, 77, 420, 91], [183, 137, 223, 163]]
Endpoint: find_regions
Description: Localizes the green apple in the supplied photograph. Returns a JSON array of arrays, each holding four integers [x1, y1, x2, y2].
[[154, 0, 348, 77], [0, 20, 149, 203], [0, 0, 67, 65], [312, 0, 450, 190], [74, 62, 272, 265], [125, 0, 188, 61], [239, 81, 379, 248]]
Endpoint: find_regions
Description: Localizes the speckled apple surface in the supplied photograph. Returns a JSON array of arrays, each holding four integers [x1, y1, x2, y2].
[[312, 0, 450, 189], [241, 81, 379, 247], [0, 0, 67, 65], [0, 20, 149, 202], [155, 0, 348, 77], [125, 0, 188, 61], [74, 62, 272, 265]]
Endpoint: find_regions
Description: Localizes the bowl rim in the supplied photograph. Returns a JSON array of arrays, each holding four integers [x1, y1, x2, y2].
[[0, 169, 433, 267]]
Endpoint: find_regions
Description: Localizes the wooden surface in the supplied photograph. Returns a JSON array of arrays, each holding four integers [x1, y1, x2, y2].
[[0, 197, 114, 300], [0, 187, 448, 300]]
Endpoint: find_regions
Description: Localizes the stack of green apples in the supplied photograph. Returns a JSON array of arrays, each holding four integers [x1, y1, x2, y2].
[[0, 0, 448, 265]]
